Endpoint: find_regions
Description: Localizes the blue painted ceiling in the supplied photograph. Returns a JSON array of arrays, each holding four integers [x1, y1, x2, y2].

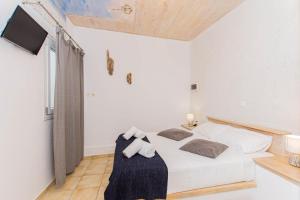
[[51, 0, 113, 18]]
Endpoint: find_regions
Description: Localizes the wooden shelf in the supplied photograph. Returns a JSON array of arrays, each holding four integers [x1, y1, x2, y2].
[[255, 155, 300, 183]]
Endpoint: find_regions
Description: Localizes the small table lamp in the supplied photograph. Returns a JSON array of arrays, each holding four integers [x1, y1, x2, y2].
[[286, 135, 300, 167], [186, 113, 195, 126]]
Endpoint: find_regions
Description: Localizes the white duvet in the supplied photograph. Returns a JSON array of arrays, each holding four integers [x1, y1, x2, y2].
[[146, 132, 256, 194]]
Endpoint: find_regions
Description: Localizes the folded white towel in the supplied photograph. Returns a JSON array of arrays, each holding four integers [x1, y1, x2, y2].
[[123, 138, 143, 158], [138, 140, 155, 158], [123, 126, 138, 140], [134, 129, 146, 139]]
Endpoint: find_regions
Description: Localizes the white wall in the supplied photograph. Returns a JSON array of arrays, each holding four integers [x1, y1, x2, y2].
[[3, 0, 300, 198], [191, 0, 300, 133], [73, 28, 191, 155], [0, 1, 74, 200]]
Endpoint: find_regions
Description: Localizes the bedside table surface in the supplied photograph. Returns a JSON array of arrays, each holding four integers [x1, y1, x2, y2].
[[181, 124, 196, 131], [255, 155, 300, 183]]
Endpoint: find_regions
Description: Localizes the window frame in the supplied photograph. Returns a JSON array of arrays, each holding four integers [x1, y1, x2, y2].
[[45, 38, 56, 120]]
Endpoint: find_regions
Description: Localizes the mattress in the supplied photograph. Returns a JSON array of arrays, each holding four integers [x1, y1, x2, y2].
[[146, 131, 257, 194]]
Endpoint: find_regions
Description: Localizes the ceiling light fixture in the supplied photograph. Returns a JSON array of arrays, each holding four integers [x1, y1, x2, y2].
[[112, 4, 133, 15]]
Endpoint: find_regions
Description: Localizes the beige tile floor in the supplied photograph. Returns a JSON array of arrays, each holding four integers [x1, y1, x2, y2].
[[38, 154, 114, 200]]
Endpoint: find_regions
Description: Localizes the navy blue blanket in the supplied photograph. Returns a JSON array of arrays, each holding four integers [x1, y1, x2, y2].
[[104, 135, 168, 200]]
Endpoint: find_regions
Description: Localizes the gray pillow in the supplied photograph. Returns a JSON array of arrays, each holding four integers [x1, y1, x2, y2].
[[157, 128, 193, 141], [180, 139, 228, 158]]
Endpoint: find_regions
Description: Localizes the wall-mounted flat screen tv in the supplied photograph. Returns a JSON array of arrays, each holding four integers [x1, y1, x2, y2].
[[1, 6, 48, 55]]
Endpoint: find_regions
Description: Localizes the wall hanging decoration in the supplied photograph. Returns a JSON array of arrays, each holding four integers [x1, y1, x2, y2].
[[126, 73, 133, 85], [106, 50, 114, 75]]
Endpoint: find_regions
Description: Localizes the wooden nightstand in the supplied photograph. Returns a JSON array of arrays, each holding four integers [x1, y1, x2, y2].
[[181, 124, 197, 131], [255, 155, 300, 183], [254, 155, 300, 200]]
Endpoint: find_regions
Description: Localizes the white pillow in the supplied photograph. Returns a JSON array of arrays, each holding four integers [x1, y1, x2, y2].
[[210, 126, 272, 154], [193, 122, 229, 139]]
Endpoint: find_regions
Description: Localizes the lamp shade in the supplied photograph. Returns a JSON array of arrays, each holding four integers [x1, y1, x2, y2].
[[286, 135, 300, 154], [186, 113, 194, 126]]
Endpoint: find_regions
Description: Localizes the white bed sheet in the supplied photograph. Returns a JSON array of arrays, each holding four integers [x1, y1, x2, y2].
[[146, 132, 257, 194]]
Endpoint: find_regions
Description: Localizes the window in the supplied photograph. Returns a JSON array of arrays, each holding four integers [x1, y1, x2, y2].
[[45, 39, 56, 118]]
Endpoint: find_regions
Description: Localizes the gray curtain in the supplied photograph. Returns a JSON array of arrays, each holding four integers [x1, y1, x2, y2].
[[53, 29, 84, 186]]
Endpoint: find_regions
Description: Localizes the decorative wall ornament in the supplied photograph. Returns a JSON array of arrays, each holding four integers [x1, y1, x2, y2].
[[126, 73, 133, 85], [106, 50, 114, 75]]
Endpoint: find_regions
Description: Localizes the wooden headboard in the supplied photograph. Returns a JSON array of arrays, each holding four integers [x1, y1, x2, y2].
[[207, 116, 290, 156]]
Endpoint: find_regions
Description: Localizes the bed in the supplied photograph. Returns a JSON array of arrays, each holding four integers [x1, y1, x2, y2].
[[146, 132, 258, 194], [164, 116, 287, 199], [106, 116, 287, 199]]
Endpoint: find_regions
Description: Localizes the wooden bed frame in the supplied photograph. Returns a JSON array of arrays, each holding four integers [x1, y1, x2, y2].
[[166, 116, 289, 199], [167, 181, 256, 199]]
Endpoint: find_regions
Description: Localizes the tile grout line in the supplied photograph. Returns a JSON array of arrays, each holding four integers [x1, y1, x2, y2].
[[101, 158, 110, 187], [95, 157, 110, 200], [67, 170, 83, 200], [68, 159, 91, 200], [40, 155, 113, 200]]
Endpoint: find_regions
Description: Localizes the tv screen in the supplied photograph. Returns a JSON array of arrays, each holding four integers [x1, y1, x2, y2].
[[1, 6, 48, 55]]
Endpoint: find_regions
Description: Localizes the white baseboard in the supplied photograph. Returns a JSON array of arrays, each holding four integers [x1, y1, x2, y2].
[[35, 178, 55, 199], [84, 144, 115, 156]]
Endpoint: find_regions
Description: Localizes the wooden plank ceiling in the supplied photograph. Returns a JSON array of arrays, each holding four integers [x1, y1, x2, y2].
[[53, 0, 244, 41]]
